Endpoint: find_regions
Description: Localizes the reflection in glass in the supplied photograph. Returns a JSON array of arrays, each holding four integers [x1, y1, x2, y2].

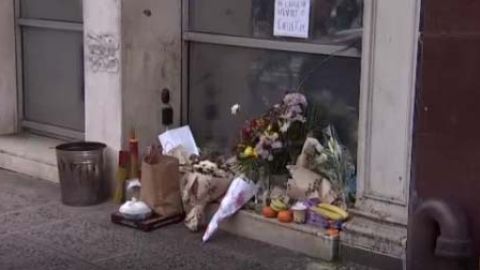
[[22, 28, 85, 131], [20, 0, 83, 23], [190, 0, 363, 45], [188, 43, 360, 158]]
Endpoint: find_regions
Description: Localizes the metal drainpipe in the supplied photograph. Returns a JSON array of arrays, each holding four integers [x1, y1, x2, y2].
[[407, 199, 475, 270]]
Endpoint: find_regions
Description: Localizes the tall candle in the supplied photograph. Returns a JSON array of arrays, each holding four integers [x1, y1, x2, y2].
[[129, 128, 140, 179]]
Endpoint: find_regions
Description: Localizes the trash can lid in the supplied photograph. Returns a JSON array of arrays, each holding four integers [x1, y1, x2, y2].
[[56, 142, 106, 151]]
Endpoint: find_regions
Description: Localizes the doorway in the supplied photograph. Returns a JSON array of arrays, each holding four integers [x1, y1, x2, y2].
[[16, 0, 85, 140]]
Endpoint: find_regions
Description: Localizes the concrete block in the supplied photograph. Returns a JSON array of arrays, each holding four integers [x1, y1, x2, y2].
[[0, 134, 60, 183], [207, 205, 339, 261]]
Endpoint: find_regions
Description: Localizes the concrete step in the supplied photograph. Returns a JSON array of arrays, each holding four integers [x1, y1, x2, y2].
[[206, 204, 339, 262], [340, 213, 406, 270], [0, 133, 61, 182]]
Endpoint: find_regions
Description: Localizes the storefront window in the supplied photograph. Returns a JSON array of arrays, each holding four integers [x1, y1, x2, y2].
[[184, 0, 362, 159], [188, 43, 360, 156], [20, 0, 83, 23], [190, 0, 363, 45]]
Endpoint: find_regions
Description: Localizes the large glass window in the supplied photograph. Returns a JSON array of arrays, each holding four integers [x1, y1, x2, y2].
[[17, 0, 85, 140], [20, 0, 82, 23], [190, 0, 363, 45], [184, 0, 362, 157], [22, 27, 84, 131]]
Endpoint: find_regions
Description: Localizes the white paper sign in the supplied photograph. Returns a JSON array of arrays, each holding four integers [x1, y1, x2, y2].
[[158, 126, 199, 156], [273, 0, 311, 39]]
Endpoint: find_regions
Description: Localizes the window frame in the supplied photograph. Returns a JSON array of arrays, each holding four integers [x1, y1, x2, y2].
[[14, 0, 85, 141], [180, 0, 362, 125]]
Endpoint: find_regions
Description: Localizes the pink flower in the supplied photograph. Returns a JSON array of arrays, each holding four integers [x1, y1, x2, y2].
[[283, 93, 307, 107], [271, 141, 283, 149]]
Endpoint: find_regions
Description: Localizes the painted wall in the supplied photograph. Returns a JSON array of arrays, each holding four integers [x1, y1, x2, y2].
[[83, 0, 123, 192], [355, 0, 420, 225], [341, 1, 421, 266], [121, 0, 182, 151], [0, 0, 17, 134], [414, 0, 480, 253], [83, 0, 182, 190]]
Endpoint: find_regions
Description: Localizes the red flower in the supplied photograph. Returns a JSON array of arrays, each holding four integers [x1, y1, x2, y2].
[[241, 127, 252, 141]]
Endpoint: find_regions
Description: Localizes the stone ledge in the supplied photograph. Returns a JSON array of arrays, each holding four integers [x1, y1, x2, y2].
[[340, 245, 403, 270], [340, 212, 407, 269], [0, 133, 61, 182], [206, 204, 339, 261]]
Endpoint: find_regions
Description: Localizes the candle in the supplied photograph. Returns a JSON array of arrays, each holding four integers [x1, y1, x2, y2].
[[129, 128, 140, 179]]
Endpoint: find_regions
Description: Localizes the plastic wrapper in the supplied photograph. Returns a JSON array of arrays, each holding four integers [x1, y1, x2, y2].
[[164, 145, 233, 231], [294, 126, 356, 208], [181, 171, 231, 231], [303, 198, 328, 227], [286, 165, 336, 203], [202, 177, 258, 242], [303, 198, 343, 230]]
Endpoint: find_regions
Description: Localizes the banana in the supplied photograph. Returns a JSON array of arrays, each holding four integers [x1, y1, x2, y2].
[[271, 200, 285, 210], [270, 204, 282, 212], [270, 201, 279, 211], [312, 207, 344, 221], [271, 199, 280, 208], [317, 203, 349, 220], [270, 199, 288, 211]]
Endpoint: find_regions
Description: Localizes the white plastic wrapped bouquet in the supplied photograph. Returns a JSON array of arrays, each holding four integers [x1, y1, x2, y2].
[[202, 176, 258, 242]]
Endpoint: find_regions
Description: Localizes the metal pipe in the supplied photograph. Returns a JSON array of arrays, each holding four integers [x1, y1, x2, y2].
[[407, 199, 474, 270]]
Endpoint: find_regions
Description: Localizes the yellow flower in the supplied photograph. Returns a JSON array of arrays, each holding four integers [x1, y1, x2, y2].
[[243, 146, 257, 158]]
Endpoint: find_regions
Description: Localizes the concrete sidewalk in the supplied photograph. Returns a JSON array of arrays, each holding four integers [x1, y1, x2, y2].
[[0, 169, 354, 270]]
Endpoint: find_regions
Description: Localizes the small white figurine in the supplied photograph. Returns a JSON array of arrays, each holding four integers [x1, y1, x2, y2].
[[119, 198, 152, 220]]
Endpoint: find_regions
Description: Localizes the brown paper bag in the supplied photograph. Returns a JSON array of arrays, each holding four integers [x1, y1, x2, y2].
[[140, 155, 183, 217]]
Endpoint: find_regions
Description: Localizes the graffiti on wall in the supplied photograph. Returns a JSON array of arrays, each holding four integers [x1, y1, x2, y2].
[[86, 33, 120, 73]]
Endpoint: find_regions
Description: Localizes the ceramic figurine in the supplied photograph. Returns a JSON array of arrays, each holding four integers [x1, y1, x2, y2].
[[119, 198, 152, 221]]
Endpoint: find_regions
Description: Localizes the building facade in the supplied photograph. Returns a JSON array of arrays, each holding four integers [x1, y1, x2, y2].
[[0, 0, 422, 267]]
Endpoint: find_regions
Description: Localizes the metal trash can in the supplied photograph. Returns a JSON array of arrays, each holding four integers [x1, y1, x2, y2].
[[56, 142, 107, 206]]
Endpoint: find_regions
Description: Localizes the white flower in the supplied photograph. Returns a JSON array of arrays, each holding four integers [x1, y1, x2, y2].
[[280, 122, 290, 133], [316, 153, 328, 164], [271, 141, 283, 149], [283, 93, 308, 107], [328, 139, 342, 159], [266, 132, 279, 140], [231, 104, 240, 115]]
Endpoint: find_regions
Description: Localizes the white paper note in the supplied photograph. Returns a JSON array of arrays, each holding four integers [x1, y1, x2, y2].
[[273, 0, 311, 39], [158, 126, 199, 156]]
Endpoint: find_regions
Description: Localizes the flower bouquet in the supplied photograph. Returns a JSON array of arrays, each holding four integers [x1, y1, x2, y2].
[[202, 176, 258, 242], [232, 92, 309, 183], [300, 125, 356, 208]]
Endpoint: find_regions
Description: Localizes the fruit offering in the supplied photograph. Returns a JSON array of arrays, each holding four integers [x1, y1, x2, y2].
[[327, 228, 340, 237], [262, 206, 278, 218], [270, 199, 288, 212], [311, 203, 349, 221], [277, 210, 293, 223]]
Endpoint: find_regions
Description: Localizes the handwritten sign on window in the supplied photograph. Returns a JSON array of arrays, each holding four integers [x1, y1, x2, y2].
[[273, 0, 311, 39]]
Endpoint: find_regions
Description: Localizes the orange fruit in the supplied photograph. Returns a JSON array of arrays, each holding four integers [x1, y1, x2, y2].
[[277, 210, 293, 223], [327, 228, 340, 237], [262, 206, 278, 218]]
